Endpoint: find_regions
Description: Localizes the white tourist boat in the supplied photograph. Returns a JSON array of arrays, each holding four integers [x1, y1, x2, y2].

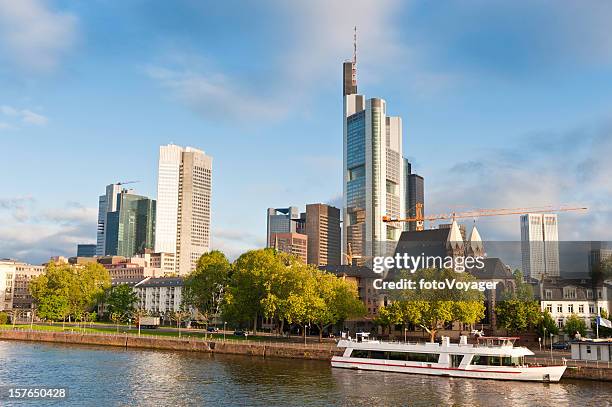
[[332, 333, 566, 382]]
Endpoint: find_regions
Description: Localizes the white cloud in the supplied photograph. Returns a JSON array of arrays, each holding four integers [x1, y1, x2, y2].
[[427, 119, 612, 241], [0, 0, 78, 72], [211, 228, 266, 261], [0, 199, 95, 263], [0, 104, 48, 127]]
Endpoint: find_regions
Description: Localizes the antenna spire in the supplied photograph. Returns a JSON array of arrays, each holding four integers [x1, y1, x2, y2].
[[353, 26, 357, 65]]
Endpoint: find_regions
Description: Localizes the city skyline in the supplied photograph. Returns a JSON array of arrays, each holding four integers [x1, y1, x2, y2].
[[1, 1, 612, 264]]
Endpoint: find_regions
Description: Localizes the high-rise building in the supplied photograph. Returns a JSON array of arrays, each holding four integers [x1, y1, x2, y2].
[[343, 58, 405, 263], [403, 159, 425, 231], [304, 203, 341, 266], [96, 183, 123, 256], [271, 232, 308, 263], [105, 190, 156, 257], [521, 214, 560, 280], [266, 207, 302, 247], [155, 144, 212, 275]]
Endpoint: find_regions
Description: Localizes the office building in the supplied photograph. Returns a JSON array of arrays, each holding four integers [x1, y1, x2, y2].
[[96, 183, 123, 256], [271, 232, 308, 263], [403, 159, 425, 231], [343, 56, 405, 263], [304, 203, 341, 266], [155, 144, 212, 275], [77, 244, 96, 258], [134, 277, 185, 315], [105, 190, 156, 257], [521, 214, 560, 280], [266, 207, 302, 247]]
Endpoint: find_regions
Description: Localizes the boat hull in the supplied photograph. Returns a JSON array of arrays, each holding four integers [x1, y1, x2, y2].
[[331, 356, 566, 382]]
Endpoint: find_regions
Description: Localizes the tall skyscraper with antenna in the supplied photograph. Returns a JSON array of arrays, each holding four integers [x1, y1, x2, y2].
[[342, 28, 406, 264]]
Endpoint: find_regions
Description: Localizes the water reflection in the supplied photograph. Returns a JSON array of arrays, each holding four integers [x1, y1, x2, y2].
[[0, 341, 609, 407]]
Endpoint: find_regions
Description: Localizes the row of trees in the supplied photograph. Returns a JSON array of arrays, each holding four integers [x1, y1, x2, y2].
[[183, 249, 365, 340], [374, 268, 486, 342], [29, 261, 111, 324]]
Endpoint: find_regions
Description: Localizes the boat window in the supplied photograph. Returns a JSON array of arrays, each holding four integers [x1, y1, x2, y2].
[[350, 350, 369, 358], [370, 351, 387, 360], [450, 354, 463, 368], [388, 352, 406, 361], [471, 355, 523, 366], [406, 353, 439, 363]]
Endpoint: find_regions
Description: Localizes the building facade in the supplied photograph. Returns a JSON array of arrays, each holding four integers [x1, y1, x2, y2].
[[343, 60, 405, 263], [403, 159, 425, 232], [96, 183, 123, 256], [538, 278, 610, 334], [0, 260, 44, 311], [304, 203, 341, 266], [77, 244, 96, 258], [266, 207, 302, 247], [104, 190, 156, 257], [271, 232, 308, 263], [155, 144, 212, 275], [134, 277, 184, 315], [521, 214, 560, 279]]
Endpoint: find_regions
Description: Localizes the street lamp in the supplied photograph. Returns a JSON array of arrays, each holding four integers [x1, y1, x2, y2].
[[223, 321, 227, 341], [538, 337, 542, 351], [404, 328, 408, 343], [543, 327, 547, 348], [550, 333, 553, 360]]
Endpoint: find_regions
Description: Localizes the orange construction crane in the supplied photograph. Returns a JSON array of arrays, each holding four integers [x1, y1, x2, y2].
[[382, 203, 587, 231]]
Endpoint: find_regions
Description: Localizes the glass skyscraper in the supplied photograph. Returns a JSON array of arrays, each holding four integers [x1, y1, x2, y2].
[[105, 190, 156, 257], [343, 61, 405, 263]]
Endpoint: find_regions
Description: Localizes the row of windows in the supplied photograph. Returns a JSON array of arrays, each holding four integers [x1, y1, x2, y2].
[[350, 350, 439, 363], [545, 303, 599, 314]]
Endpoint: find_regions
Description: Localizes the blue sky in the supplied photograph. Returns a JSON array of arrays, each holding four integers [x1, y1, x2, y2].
[[1, 0, 611, 264]]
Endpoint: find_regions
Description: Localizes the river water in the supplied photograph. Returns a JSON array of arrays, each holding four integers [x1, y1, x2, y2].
[[0, 341, 609, 406]]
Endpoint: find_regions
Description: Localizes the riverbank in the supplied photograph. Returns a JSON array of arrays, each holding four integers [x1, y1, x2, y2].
[[0, 328, 340, 361]]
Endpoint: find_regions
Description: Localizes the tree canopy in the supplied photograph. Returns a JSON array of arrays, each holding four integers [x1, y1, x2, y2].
[[30, 261, 111, 322]]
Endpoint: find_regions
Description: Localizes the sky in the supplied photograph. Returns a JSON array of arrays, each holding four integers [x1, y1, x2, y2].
[[1, 0, 612, 264]]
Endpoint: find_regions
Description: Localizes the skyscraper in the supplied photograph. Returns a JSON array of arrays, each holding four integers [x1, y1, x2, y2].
[[304, 203, 341, 266], [155, 144, 212, 275], [266, 207, 302, 247], [521, 213, 560, 279], [105, 190, 156, 257], [403, 159, 424, 231], [343, 56, 405, 263], [96, 183, 123, 256]]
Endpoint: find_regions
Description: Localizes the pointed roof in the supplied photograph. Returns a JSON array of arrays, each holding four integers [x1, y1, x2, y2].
[[446, 220, 464, 250], [468, 225, 484, 253]]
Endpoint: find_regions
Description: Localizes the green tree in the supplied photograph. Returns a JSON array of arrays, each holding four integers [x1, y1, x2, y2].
[[495, 270, 541, 334], [536, 310, 559, 338], [105, 284, 138, 317], [183, 251, 230, 329], [29, 261, 111, 322], [393, 268, 485, 342], [564, 314, 587, 338], [374, 302, 403, 337], [0, 312, 8, 325]]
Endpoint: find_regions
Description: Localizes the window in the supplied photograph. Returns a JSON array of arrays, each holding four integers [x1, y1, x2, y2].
[[558, 319, 564, 328], [545, 290, 552, 300], [546, 304, 553, 313], [578, 305, 584, 313], [450, 354, 463, 368], [568, 304, 574, 313], [587, 290, 593, 299], [589, 304, 595, 314], [563, 287, 577, 300], [557, 304, 563, 313], [351, 349, 369, 358]]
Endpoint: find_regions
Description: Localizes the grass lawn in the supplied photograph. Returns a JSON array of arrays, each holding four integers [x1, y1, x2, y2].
[[0, 324, 279, 342]]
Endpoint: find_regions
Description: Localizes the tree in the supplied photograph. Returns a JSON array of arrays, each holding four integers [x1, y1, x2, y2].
[[374, 302, 402, 338], [183, 251, 230, 329], [0, 312, 8, 325], [106, 284, 138, 317], [171, 309, 191, 338], [564, 314, 587, 339], [223, 249, 281, 333], [392, 268, 485, 342], [30, 261, 111, 322], [495, 270, 541, 334], [536, 310, 559, 337]]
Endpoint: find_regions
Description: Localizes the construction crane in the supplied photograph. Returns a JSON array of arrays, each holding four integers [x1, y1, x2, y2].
[[382, 203, 588, 231]]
